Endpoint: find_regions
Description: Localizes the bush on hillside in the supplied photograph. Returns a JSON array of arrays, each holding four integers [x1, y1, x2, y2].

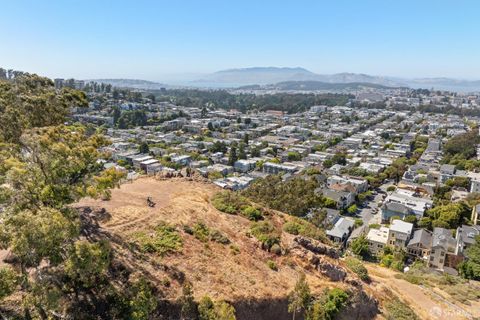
[[250, 221, 280, 250], [134, 222, 183, 255], [212, 191, 263, 221], [345, 257, 369, 281], [283, 217, 328, 243]]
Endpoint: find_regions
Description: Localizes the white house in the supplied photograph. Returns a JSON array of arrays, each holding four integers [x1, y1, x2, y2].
[[366, 226, 389, 255]]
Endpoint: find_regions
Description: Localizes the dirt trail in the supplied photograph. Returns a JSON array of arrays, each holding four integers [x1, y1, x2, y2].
[[365, 263, 475, 320]]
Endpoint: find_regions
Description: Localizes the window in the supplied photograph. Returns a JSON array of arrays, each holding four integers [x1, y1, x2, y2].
[[431, 249, 435, 254], [439, 259, 443, 264], [430, 256, 434, 261], [441, 251, 445, 256]]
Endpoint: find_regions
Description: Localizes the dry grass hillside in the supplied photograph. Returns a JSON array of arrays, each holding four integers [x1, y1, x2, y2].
[[73, 177, 472, 320]]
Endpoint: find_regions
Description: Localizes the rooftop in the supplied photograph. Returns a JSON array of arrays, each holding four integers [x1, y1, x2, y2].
[[390, 219, 414, 234], [367, 226, 389, 244]]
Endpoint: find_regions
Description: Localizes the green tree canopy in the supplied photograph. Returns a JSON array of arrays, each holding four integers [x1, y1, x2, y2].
[[350, 235, 370, 259], [0, 74, 87, 143], [459, 235, 480, 280]]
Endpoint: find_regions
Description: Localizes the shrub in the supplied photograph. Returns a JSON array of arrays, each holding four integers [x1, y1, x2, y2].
[[198, 296, 216, 320], [193, 222, 210, 242], [0, 266, 17, 300], [211, 191, 240, 214], [403, 214, 417, 225], [380, 248, 405, 271], [183, 225, 194, 235], [128, 277, 158, 320], [241, 205, 263, 221], [305, 167, 321, 175], [354, 218, 363, 228], [369, 223, 381, 229], [381, 254, 394, 268], [134, 222, 182, 256], [391, 260, 404, 272], [229, 244, 240, 255], [267, 260, 278, 271], [250, 221, 280, 250], [347, 204, 358, 215], [213, 301, 236, 320], [198, 296, 236, 320], [210, 230, 230, 245], [187, 222, 230, 245], [283, 221, 302, 235], [386, 186, 396, 192], [212, 191, 248, 214], [385, 299, 418, 320], [308, 288, 349, 320], [389, 215, 401, 223], [212, 191, 263, 220], [270, 243, 282, 255], [345, 257, 369, 281], [283, 218, 328, 243], [349, 235, 370, 258], [287, 151, 302, 161]]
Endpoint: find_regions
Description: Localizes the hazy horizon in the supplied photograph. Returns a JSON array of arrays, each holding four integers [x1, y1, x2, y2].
[[1, 0, 479, 81]]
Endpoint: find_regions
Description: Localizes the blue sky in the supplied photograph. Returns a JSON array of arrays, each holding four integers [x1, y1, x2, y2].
[[1, 0, 478, 81]]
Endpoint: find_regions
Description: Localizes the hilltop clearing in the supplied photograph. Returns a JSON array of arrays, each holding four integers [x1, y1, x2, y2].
[[74, 177, 381, 319]]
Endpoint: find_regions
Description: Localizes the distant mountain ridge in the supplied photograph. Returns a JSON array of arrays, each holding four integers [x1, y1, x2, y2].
[[195, 67, 403, 87], [195, 67, 320, 86], [87, 67, 480, 92], [195, 67, 480, 91], [238, 80, 398, 91]]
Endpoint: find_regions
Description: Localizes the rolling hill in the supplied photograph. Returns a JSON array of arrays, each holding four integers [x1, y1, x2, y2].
[[239, 80, 398, 91], [194, 67, 403, 87], [88, 69, 480, 92], [195, 67, 480, 91]]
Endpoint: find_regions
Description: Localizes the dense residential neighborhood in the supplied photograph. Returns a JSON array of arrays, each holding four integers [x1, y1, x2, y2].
[[3, 1, 480, 319], [64, 80, 480, 278], [2, 71, 480, 320]]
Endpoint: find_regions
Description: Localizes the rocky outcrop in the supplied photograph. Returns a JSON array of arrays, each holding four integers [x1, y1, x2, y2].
[[293, 236, 340, 258], [290, 239, 347, 282], [291, 237, 364, 284], [309, 254, 347, 281]]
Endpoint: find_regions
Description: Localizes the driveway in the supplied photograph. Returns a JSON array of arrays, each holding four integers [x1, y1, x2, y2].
[[358, 192, 383, 225], [358, 180, 395, 226]]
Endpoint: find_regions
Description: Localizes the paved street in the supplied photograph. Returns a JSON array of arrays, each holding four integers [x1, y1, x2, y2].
[[358, 180, 395, 226]]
